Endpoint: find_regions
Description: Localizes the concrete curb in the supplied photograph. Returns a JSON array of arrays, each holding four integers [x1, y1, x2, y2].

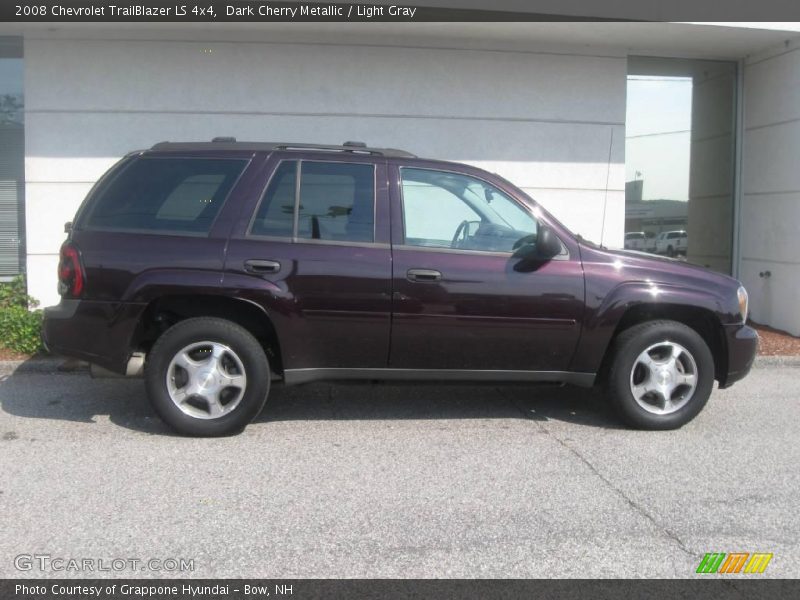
[[0, 357, 89, 374], [1, 355, 799, 374], [754, 355, 800, 368]]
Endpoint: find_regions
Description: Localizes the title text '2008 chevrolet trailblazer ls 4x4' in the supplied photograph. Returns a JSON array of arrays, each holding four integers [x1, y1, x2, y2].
[[42, 140, 757, 436]]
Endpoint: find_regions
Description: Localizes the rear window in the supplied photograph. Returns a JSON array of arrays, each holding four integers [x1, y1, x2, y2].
[[83, 157, 247, 234]]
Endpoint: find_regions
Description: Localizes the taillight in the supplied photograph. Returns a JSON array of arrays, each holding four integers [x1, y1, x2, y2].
[[58, 243, 84, 297]]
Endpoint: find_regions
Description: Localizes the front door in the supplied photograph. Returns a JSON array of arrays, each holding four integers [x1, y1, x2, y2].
[[388, 165, 584, 372]]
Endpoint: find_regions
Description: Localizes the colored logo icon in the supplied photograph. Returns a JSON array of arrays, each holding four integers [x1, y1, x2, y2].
[[696, 553, 773, 574]]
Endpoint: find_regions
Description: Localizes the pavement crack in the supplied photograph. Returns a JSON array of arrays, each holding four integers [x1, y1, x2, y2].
[[498, 387, 694, 558]]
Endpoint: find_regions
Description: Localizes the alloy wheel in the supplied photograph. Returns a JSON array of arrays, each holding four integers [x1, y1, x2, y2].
[[629, 341, 698, 415], [166, 341, 247, 419]]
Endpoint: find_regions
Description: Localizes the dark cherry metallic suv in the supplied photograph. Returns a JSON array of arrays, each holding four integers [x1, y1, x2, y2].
[[43, 139, 757, 436]]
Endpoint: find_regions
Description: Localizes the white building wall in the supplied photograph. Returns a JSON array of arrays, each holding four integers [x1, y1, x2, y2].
[[23, 34, 626, 307], [741, 38, 800, 336]]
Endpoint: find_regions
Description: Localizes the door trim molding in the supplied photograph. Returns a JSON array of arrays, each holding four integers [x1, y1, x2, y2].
[[283, 368, 595, 387], [392, 312, 577, 327]]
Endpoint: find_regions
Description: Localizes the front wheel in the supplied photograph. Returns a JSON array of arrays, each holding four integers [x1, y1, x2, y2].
[[145, 317, 270, 436], [606, 320, 715, 430]]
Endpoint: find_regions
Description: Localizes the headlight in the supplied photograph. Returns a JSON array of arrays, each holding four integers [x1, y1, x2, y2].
[[737, 285, 749, 322]]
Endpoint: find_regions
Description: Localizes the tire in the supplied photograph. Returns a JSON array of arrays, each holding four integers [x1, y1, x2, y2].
[[606, 320, 714, 430], [145, 317, 270, 436], [667, 245, 675, 257]]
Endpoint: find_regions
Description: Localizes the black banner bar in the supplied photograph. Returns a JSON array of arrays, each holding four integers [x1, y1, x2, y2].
[[2, 0, 800, 22], [0, 2, 623, 23], [3, 579, 800, 600]]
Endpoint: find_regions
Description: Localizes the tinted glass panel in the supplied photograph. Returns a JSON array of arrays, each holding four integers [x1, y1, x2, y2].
[[250, 161, 296, 237], [627, 56, 736, 273], [0, 37, 24, 278], [297, 162, 374, 243], [401, 168, 537, 253], [85, 157, 246, 234]]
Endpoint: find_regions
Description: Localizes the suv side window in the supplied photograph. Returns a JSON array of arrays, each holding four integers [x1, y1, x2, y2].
[[400, 167, 537, 253], [403, 180, 480, 245], [84, 157, 247, 234], [297, 161, 375, 243], [250, 161, 297, 238]]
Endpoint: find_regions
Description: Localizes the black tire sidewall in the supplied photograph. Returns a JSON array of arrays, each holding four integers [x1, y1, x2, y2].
[[145, 318, 270, 436], [608, 321, 714, 430]]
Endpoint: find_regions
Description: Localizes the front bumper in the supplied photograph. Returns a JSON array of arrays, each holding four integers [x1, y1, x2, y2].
[[719, 323, 758, 388]]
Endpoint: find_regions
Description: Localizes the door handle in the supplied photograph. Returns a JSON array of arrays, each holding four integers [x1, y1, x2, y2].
[[244, 259, 281, 274], [407, 268, 442, 282]]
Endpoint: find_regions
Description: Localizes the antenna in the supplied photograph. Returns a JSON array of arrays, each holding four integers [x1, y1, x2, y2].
[[599, 128, 615, 248]]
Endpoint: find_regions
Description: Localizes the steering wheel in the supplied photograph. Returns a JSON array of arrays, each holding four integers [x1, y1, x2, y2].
[[512, 233, 537, 251], [451, 220, 471, 248]]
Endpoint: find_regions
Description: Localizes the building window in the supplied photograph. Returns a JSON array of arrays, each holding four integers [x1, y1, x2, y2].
[[626, 56, 736, 273], [0, 37, 24, 280]]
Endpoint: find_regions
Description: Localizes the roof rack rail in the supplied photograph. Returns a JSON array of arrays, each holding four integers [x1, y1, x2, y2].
[[272, 142, 415, 158], [148, 140, 416, 158]]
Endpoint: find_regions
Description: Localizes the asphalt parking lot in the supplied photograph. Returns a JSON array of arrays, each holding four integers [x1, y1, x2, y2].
[[0, 361, 798, 579]]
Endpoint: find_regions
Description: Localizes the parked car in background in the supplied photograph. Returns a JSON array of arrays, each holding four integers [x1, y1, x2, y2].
[[624, 231, 646, 251], [625, 231, 657, 253], [42, 140, 756, 436], [643, 230, 657, 252], [655, 230, 688, 256]]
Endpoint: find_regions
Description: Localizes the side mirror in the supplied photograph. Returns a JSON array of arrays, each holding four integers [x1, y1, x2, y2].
[[512, 226, 562, 261], [536, 226, 562, 259]]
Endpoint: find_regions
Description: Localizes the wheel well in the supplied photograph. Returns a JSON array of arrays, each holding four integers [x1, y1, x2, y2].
[[596, 303, 727, 384], [130, 295, 284, 374]]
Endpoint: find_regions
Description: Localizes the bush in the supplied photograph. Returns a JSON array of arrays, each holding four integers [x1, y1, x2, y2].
[[0, 274, 38, 309], [0, 275, 43, 355], [0, 305, 43, 354]]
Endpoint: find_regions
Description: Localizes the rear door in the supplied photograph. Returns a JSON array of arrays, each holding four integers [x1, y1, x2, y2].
[[223, 152, 392, 372]]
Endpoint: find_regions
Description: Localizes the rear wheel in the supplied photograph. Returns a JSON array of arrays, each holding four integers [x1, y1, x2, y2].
[[606, 320, 714, 430], [145, 317, 269, 436]]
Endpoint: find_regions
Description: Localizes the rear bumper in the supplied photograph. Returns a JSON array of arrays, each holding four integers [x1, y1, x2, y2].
[[43, 299, 146, 374], [719, 323, 758, 388]]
